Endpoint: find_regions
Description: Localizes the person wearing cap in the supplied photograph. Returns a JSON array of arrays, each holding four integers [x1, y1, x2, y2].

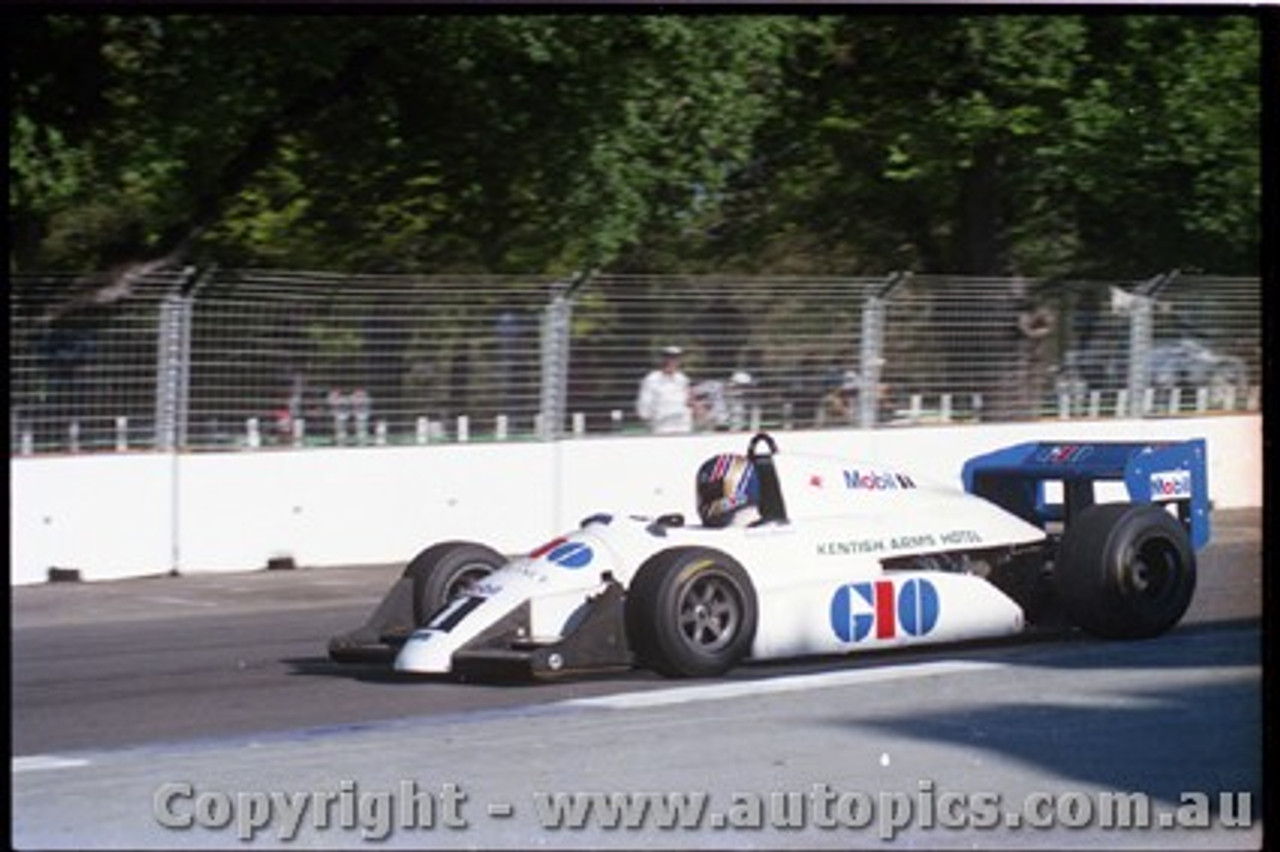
[[691, 369, 754, 432], [636, 346, 694, 434]]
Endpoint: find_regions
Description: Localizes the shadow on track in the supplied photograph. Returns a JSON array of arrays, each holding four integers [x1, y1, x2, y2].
[[853, 673, 1261, 807], [823, 623, 1261, 807]]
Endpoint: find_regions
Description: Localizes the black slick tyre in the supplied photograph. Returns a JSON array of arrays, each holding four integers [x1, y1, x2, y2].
[[1054, 503, 1196, 639], [625, 547, 758, 677], [403, 541, 506, 624]]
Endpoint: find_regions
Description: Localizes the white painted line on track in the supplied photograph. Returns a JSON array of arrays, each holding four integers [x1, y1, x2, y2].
[[9, 663, 1007, 771], [12, 755, 91, 773], [564, 660, 1007, 711], [141, 595, 219, 608]]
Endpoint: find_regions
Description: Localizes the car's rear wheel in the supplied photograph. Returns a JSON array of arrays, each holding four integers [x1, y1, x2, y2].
[[625, 547, 758, 677], [1054, 503, 1196, 639], [404, 541, 506, 624]]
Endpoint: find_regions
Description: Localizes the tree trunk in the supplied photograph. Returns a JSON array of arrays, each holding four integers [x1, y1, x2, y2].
[[955, 144, 1007, 276]]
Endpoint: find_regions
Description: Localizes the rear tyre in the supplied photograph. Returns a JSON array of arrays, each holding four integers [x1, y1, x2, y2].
[[1054, 503, 1196, 639], [625, 547, 758, 677], [403, 541, 506, 624]]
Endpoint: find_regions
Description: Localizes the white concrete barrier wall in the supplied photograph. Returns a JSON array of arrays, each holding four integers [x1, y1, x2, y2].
[[10, 415, 1261, 585]]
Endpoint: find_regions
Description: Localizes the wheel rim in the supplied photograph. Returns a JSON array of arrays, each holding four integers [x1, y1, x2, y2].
[[676, 569, 743, 654], [1122, 538, 1179, 601], [445, 562, 494, 600]]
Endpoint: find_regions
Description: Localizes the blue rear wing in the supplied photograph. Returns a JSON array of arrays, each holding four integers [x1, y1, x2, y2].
[[961, 440, 1210, 550]]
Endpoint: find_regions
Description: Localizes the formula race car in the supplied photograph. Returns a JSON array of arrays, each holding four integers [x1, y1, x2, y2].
[[330, 433, 1208, 679]]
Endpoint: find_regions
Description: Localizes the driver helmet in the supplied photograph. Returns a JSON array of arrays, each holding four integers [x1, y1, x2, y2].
[[696, 453, 760, 528]]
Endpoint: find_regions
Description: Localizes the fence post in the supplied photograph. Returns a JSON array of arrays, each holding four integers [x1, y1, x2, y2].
[[153, 267, 199, 451], [859, 272, 908, 429], [859, 297, 884, 429], [159, 265, 209, 577], [1124, 292, 1154, 419], [154, 294, 183, 451], [1125, 270, 1178, 419], [539, 278, 579, 441]]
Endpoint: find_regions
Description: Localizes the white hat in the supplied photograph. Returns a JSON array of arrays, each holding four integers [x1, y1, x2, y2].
[[841, 370, 862, 390], [729, 371, 753, 386], [661, 345, 683, 358]]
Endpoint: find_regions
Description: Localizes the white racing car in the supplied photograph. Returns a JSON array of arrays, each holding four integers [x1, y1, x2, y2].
[[330, 433, 1209, 679]]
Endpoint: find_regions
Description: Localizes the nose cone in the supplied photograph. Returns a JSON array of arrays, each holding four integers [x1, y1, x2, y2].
[[394, 594, 494, 673], [394, 627, 454, 673]]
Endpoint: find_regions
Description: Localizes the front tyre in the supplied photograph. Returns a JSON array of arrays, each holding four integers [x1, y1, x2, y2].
[[403, 541, 506, 624], [625, 548, 758, 677], [1054, 503, 1196, 639]]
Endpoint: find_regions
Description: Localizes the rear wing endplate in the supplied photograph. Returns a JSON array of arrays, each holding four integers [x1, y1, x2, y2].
[[962, 440, 1210, 550]]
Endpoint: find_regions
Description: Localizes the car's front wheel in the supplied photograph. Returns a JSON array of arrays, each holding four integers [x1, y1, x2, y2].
[[403, 541, 506, 624], [625, 547, 758, 677]]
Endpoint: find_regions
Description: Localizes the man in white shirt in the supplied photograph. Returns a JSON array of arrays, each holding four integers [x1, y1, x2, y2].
[[636, 346, 693, 434]]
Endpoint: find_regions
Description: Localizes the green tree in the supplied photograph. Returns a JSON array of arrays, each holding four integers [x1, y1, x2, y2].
[[9, 13, 1261, 279], [1057, 15, 1260, 275], [10, 15, 800, 276], [702, 14, 1259, 278]]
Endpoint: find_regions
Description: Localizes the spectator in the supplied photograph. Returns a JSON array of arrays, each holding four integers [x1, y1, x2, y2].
[[726, 371, 753, 431], [692, 370, 755, 431], [327, 388, 351, 444], [636, 346, 693, 434], [819, 370, 862, 426], [1015, 299, 1055, 419], [272, 371, 306, 444]]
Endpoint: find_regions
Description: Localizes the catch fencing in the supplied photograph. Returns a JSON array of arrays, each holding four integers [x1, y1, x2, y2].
[[9, 269, 1262, 455]]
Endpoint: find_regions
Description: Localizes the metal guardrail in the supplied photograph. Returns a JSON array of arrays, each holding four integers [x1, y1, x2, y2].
[[9, 269, 1262, 454]]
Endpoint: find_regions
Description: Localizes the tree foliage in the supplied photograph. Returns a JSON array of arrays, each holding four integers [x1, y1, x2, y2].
[[9, 12, 1261, 278]]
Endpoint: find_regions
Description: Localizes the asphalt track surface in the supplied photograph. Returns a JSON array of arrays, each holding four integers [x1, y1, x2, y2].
[[12, 508, 1263, 849]]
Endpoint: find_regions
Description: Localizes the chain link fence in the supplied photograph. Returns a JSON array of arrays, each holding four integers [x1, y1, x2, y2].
[[10, 267, 197, 453], [10, 269, 1261, 455], [873, 272, 1261, 424], [564, 274, 883, 435], [183, 270, 553, 448]]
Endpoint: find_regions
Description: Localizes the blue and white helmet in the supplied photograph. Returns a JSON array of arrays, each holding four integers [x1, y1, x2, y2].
[[696, 454, 760, 528]]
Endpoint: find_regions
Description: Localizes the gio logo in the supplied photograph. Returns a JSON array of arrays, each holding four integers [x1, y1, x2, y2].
[[829, 578, 940, 642]]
